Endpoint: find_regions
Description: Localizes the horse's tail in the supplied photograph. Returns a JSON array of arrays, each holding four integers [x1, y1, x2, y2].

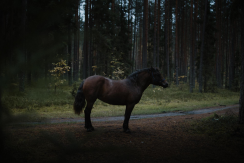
[[73, 81, 86, 115]]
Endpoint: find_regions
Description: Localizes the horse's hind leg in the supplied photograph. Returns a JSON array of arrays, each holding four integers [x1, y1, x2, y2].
[[123, 104, 135, 133], [84, 101, 95, 132]]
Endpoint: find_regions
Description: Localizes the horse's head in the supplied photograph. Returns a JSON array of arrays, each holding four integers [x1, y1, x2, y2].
[[149, 67, 168, 88]]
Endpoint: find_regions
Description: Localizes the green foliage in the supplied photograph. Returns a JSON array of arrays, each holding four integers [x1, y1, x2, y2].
[[49, 59, 70, 91], [70, 83, 78, 98], [110, 57, 125, 79]]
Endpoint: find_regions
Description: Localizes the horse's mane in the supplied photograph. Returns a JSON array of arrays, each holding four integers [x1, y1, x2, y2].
[[127, 68, 150, 83]]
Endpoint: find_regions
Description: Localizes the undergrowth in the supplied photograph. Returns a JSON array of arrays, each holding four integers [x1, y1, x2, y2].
[[3, 80, 239, 119]]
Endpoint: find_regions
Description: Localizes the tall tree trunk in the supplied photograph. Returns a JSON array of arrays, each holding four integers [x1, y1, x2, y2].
[[175, 0, 179, 86], [168, 0, 173, 80], [225, 14, 229, 88], [193, 0, 199, 88], [216, 0, 222, 88], [83, 0, 89, 79], [68, 22, 72, 86], [19, 0, 27, 92], [157, 0, 160, 69], [132, 0, 137, 72], [142, 0, 148, 68], [165, 0, 169, 80], [128, 0, 131, 61], [229, 22, 235, 90], [181, 0, 186, 83], [139, 12, 143, 69], [73, 0, 79, 82], [88, 0, 92, 77], [199, 0, 208, 93], [239, 0, 244, 123], [27, 51, 31, 85], [190, 0, 194, 92], [78, 3, 80, 78], [153, 0, 157, 69]]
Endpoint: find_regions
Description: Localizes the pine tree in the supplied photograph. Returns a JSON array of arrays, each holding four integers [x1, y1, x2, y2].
[[142, 0, 148, 68], [175, 0, 179, 86], [199, 0, 208, 93], [238, 0, 244, 123]]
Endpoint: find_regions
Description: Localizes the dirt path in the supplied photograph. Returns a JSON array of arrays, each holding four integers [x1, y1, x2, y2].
[[5, 105, 244, 163], [26, 104, 239, 124]]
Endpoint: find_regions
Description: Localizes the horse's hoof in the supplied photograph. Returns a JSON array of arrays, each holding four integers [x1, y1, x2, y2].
[[86, 126, 95, 132], [87, 128, 93, 132], [123, 128, 131, 133]]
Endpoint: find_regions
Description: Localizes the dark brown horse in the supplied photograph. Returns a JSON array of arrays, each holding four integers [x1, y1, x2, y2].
[[73, 67, 168, 133]]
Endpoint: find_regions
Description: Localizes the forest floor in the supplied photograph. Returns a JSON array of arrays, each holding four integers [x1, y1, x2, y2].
[[3, 105, 244, 163]]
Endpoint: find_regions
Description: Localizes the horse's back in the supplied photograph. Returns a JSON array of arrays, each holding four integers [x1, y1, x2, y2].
[[83, 75, 134, 105]]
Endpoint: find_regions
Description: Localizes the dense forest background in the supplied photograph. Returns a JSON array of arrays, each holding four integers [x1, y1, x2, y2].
[[0, 0, 244, 153], [0, 0, 243, 93]]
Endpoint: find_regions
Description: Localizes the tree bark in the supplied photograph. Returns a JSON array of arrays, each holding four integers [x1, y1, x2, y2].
[[132, 0, 137, 72], [216, 0, 222, 88], [165, 0, 169, 80], [139, 11, 143, 69], [157, 0, 160, 68], [190, 0, 194, 92], [153, 0, 157, 69], [239, 0, 244, 124], [175, 0, 179, 86], [199, 0, 208, 93], [193, 0, 199, 88], [19, 0, 27, 92], [142, 0, 148, 68], [68, 21, 72, 86], [73, 0, 79, 81], [83, 0, 89, 79], [229, 22, 235, 90]]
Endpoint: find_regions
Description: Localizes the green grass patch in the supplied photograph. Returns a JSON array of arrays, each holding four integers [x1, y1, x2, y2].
[[4, 83, 239, 121]]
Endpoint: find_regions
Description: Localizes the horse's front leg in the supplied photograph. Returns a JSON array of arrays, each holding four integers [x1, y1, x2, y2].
[[84, 102, 95, 132], [123, 104, 135, 133]]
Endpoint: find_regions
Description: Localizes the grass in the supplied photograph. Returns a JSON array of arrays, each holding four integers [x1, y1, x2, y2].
[[3, 81, 239, 121]]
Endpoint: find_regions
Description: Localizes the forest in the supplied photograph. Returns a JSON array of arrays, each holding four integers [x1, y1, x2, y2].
[[1, 0, 243, 117], [0, 0, 244, 119], [0, 0, 244, 162], [0, 0, 243, 91]]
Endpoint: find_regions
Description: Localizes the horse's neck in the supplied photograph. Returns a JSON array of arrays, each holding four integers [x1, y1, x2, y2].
[[137, 72, 151, 91]]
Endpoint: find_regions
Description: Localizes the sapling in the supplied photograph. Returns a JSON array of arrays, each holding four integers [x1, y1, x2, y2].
[[49, 59, 70, 92]]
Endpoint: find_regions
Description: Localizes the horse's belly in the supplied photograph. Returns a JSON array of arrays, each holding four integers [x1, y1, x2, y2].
[[98, 91, 141, 105], [98, 95, 127, 105]]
